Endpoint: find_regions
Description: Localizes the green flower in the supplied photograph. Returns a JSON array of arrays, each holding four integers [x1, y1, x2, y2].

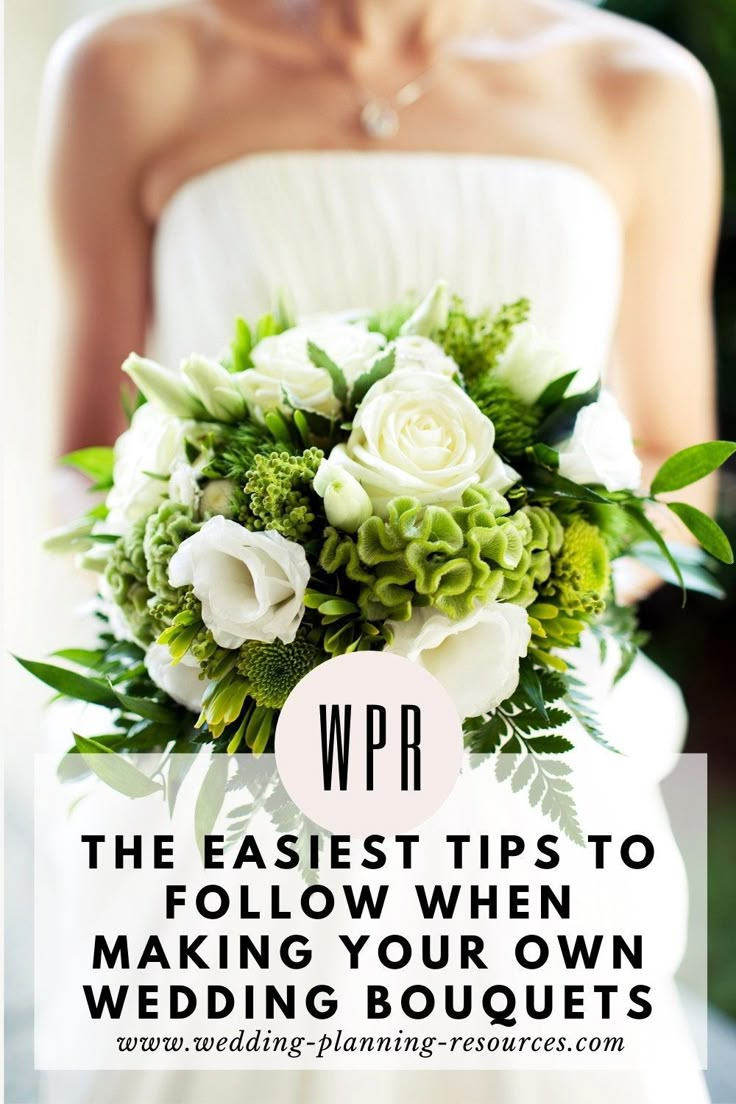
[[528, 516, 611, 660], [237, 637, 323, 709], [320, 489, 560, 622], [103, 519, 156, 644], [241, 447, 324, 539], [143, 501, 200, 600]]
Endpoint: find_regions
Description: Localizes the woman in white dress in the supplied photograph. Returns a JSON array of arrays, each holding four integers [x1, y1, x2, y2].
[[40, 0, 720, 1101]]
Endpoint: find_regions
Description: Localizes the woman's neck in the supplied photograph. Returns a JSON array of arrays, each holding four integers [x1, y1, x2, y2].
[[279, 0, 489, 72], [313, 0, 487, 53]]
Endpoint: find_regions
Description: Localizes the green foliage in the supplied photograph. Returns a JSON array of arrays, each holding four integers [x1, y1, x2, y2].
[[665, 501, 734, 563], [73, 734, 163, 798], [59, 446, 115, 489], [435, 296, 530, 384], [365, 296, 418, 340], [650, 440, 736, 495], [464, 663, 583, 845], [203, 421, 285, 484], [240, 447, 324, 539], [468, 374, 544, 456]]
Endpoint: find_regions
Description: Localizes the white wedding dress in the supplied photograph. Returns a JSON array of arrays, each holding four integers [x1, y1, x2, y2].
[[40, 151, 708, 1103]]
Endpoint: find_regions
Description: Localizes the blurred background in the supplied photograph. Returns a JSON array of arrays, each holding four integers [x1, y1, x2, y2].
[[3, 0, 735, 1100]]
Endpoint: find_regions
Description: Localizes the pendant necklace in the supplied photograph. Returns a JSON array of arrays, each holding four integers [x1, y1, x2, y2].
[[283, 0, 450, 141], [357, 60, 447, 140]]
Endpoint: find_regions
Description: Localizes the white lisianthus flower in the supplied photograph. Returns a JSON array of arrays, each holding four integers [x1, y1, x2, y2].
[[558, 391, 642, 492], [168, 515, 310, 648], [386, 603, 531, 720], [323, 373, 519, 515], [144, 643, 211, 714], [494, 325, 575, 405], [389, 335, 460, 380], [105, 404, 194, 536], [238, 321, 386, 420], [313, 459, 373, 533]]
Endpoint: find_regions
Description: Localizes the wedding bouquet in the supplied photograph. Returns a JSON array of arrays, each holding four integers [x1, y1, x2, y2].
[[22, 282, 734, 841]]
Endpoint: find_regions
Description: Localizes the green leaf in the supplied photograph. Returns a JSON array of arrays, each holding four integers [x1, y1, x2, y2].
[[230, 317, 253, 372], [73, 734, 163, 798], [527, 443, 560, 470], [623, 505, 685, 600], [537, 384, 601, 445], [518, 665, 549, 722], [527, 735, 575, 754], [15, 657, 119, 707], [537, 371, 578, 410], [59, 446, 115, 486], [194, 753, 229, 855], [528, 466, 613, 505], [650, 441, 736, 495], [629, 540, 725, 600], [666, 502, 734, 564], [52, 648, 105, 669], [166, 750, 197, 816], [318, 598, 359, 616], [110, 686, 179, 724], [351, 348, 396, 407], [307, 341, 348, 405], [511, 754, 535, 793]]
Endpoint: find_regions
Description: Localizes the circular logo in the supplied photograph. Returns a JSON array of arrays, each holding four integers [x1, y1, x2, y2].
[[274, 652, 464, 834]]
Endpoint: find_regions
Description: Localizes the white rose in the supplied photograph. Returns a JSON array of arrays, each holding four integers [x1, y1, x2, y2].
[[386, 602, 531, 719], [238, 321, 386, 420], [144, 643, 211, 714], [168, 515, 310, 648], [494, 325, 574, 405], [558, 391, 642, 492], [105, 404, 193, 536], [313, 459, 373, 533], [324, 373, 519, 515], [389, 335, 459, 380]]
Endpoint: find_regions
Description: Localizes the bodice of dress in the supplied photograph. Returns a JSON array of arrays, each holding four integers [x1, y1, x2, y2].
[[149, 150, 623, 390]]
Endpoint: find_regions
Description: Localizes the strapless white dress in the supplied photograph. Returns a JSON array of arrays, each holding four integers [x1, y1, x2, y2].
[[41, 151, 708, 1103]]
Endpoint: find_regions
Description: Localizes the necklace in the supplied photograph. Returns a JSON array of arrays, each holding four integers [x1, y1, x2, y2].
[[283, 0, 450, 141], [357, 60, 445, 140]]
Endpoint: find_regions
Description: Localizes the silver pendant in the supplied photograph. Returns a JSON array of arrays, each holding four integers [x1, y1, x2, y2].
[[359, 99, 400, 140]]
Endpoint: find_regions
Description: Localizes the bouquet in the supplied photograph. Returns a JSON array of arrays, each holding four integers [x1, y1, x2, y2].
[[22, 282, 734, 842]]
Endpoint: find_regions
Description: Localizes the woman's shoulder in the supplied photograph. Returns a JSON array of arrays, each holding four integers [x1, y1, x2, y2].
[[545, 0, 715, 110], [44, 5, 261, 167]]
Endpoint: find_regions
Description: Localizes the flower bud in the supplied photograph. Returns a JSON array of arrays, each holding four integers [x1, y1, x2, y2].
[[399, 280, 450, 337], [122, 354, 202, 418], [200, 479, 237, 518], [316, 464, 373, 533], [181, 355, 246, 422]]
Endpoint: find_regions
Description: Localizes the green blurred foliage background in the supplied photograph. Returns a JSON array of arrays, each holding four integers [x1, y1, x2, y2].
[[603, 0, 736, 1020]]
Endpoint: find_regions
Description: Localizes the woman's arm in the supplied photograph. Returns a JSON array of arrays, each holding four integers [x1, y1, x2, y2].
[[614, 50, 722, 507], [611, 49, 722, 597], [41, 19, 179, 454]]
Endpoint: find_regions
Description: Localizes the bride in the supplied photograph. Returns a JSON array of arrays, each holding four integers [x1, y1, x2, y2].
[[41, 0, 719, 1100]]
